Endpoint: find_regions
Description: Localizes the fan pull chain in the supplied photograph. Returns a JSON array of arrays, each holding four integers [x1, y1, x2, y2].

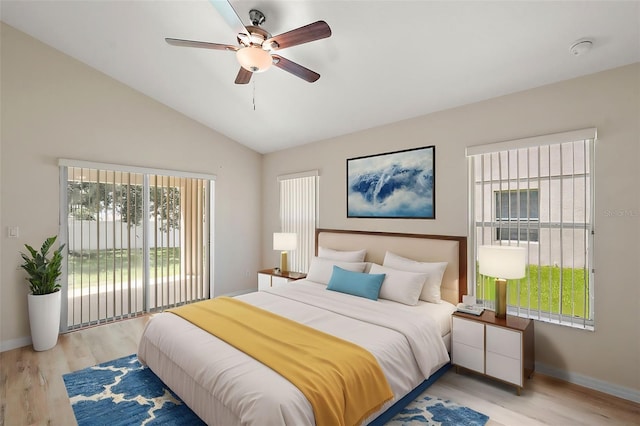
[[253, 79, 256, 111]]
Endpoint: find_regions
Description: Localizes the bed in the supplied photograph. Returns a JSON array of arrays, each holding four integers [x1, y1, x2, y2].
[[138, 229, 467, 425]]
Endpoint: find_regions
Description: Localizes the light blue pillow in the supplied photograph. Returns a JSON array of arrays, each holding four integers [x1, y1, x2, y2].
[[326, 266, 385, 300]]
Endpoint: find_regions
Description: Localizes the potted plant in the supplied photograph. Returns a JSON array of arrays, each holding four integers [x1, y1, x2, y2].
[[20, 235, 65, 351]]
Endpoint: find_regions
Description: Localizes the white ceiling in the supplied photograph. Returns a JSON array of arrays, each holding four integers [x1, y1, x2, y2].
[[2, 1, 639, 153]]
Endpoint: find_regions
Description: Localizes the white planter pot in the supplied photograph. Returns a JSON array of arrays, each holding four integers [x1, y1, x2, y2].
[[28, 291, 61, 351]]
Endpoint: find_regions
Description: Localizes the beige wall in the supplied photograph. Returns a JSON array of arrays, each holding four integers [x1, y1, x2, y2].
[[263, 64, 640, 397], [0, 23, 263, 348]]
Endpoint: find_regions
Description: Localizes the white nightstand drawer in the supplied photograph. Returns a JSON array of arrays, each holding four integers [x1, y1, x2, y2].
[[452, 341, 484, 373], [258, 270, 307, 291], [486, 325, 521, 360], [452, 312, 534, 395], [271, 276, 290, 287], [452, 317, 485, 349], [257, 273, 272, 291], [258, 273, 291, 290], [486, 351, 522, 386]]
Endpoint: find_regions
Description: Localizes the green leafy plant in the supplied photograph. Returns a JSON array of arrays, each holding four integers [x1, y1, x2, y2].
[[20, 236, 65, 295]]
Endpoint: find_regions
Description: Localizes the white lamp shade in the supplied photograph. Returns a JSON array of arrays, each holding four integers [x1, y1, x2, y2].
[[236, 47, 272, 73], [478, 246, 526, 279], [273, 233, 297, 251]]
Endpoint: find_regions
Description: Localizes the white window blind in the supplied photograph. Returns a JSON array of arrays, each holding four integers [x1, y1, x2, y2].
[[467, 129, 596, 330], [278, 171, 318, 273], [60, 160, 214, 330]]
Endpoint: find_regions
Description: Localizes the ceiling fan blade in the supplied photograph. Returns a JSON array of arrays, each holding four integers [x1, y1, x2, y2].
[[165, 38, 237, 51], [272, 55, 320, 83], [209, 0, 249, 37], [266, 21, 331, 50], [235, 67, 252, 85]]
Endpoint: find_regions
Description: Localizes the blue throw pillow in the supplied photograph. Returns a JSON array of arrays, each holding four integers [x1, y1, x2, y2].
[[326, 266, 386, 300]]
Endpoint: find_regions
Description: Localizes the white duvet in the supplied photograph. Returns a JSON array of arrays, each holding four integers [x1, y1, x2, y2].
[[138, 280, 451, 426]]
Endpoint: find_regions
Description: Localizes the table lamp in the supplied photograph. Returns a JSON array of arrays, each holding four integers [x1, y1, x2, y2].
[[478, 245, 526, 318], [273, 233, 297, 273]]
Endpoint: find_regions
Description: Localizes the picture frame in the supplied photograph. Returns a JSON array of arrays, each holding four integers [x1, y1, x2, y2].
[[347, 146, 435, 219]]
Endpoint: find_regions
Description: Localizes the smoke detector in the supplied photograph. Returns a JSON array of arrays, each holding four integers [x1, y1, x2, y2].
[[569, 39, 593, 56]]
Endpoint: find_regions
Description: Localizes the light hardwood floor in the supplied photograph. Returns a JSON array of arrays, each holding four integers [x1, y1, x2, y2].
[[1, 316, 638, 426]]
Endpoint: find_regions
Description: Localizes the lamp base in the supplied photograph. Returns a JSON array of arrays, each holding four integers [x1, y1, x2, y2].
[[280, 251, 288, 273], [495, 278, 507, 318]]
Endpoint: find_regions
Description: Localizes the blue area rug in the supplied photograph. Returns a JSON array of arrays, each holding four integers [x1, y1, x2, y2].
[[63, 354, 204, 425], [63, 355, 489, 426], [385, 394, 489, 426]]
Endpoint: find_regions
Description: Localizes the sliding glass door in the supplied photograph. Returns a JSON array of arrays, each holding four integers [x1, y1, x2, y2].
[[60, 161, 214, 330]]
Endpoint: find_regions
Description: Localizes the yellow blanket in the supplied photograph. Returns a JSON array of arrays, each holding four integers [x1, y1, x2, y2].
[[168, 297, 393, 426]]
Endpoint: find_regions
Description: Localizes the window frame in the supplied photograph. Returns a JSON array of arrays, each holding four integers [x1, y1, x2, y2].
[[466, 128, 596, 330], [494, 188, 540, 242]]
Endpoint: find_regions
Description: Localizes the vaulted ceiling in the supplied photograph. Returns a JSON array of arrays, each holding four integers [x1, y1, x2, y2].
[[2, 1, 639, 153]]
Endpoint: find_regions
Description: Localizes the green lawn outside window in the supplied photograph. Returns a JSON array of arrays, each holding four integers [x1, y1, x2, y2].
[[67, 248, 181, 290], [477, 265, 589, 319]]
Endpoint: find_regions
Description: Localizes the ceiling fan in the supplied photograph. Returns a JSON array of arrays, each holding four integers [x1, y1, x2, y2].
[[165, 0, 332, 84]]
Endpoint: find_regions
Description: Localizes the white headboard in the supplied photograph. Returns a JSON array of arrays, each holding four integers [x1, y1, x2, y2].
[[316, 229, 467, 305]]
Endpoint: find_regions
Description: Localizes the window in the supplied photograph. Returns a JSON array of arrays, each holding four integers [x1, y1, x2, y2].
[[495, 189, 539, 242], [467, 128, 595, 329], [60, 160, 214, 330], [278, 171, 318, 273]]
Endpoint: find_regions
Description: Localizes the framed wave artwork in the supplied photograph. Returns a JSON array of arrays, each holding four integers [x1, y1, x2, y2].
[[347, 146, 435, 219]]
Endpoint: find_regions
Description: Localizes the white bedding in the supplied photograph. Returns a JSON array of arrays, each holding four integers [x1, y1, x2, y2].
[[138, 280, 452, 425]]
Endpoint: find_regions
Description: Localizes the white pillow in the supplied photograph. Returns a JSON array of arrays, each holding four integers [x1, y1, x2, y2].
[[369, 263, 426, 306], [306, 257, 367, 284], [382, 251, 448, 303], [318, 246, 367, 262]]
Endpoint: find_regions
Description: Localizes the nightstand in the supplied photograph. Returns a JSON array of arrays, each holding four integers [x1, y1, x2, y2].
[[451, 310, 534, 395], [257, 268, 307, 291]]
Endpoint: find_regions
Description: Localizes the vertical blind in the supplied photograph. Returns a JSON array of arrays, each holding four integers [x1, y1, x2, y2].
[[60, 160, 213, 330], [467, 129, 595, 329], [278, 171, 318, 273]]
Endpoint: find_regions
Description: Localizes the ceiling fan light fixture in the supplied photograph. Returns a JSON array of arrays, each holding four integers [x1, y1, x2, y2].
[[166, 5, 331, 84], [263, 40, 279, 51], [236, 46, 272, 72]]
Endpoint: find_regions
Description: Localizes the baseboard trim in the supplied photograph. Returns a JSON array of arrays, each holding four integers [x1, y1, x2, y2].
[[1, 336, 32, 353], [535, 362, 640, 403]]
